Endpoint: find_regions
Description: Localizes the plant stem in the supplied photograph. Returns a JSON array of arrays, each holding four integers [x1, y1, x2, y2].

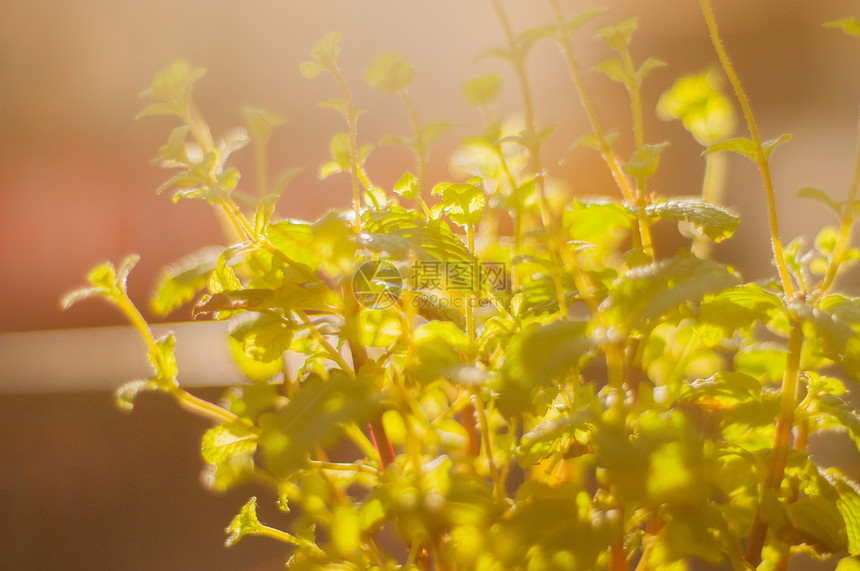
[[256, 524, 324, 553], [743, 318, 803, 566], [490, 0, 568, 319], [698, 3, 806, 564], [331, 68, 362, 230], [295, 310, 355, 374], [400, 89, 428, 201], [306, 460, 381, 476], [816, 110, 860, 297], [472, 390, 506, 502], [694, 152, 729, 258], [547, 0, 634, 204], [699, 0, 794, 299], [343, 293, 395, 469], [466, 224, 477, 342], [114, 295, 242, 427]]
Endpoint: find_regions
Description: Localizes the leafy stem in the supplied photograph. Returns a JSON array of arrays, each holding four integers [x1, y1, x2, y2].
[[399, 89, 428, 202], [699, 0, 794, 299], [815, 110, 860, 297], [295, 309, 355, 375], [330, 68, 363, 230], [547, 0, 634, 204], [114, 277, 242, 428], [743, 317, 804, 565], [490, 0, 568, 319]]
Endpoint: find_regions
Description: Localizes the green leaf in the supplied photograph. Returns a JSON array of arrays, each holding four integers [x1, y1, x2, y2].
[[498, 321, 593, 418], [299, 61, 326, 79], [516, 408, 593, 467], [151, 125, 192, 168], [491, 482, 615, 570], [797, 187, 842, 218], [300, 31, 341, 78], [149, 332, 179, 383], [202, 424, 257, 465], [575, 131, 619, 153], [151, 246, 222, 316], [594, 16, 637, 52], [564, 200, 633, 251], [564, 9, 609, 34], [230, 314, 294, 363], [63, 255, 138, 308], [735, 343, 786, 383], [114, 379, 159, 412], [229, 335, 285, 383], [311, 210, 357, 274], [225, 497, 260, 547], [413, 321, 470, 384], [393, 172, 418, 200], [593, 58, 631, 84], [825, 17, 860, 38], [419, 122, 455, 147], [657, 69, 736, 145], [260, 369, 382, 477], [694, 283, 783, 344], [783, 494, 848, 553], [316, 98, 349, 117], [242, 106, 286, 146], [837, 558, 860, 571], [138, 60, 206, 118], [321, 132, 351, 178], [794, 300, 860, 380], [645, 198, 739, 242], [635, 58, 666, 84], [515, 24, 557, 55], [432, 177, 486, 227], [462, 74, 502, 107], [606, 253, 739, 331], [361, 205, 475, 262], [622, 142, 670, 180], [657, 504, 735, 564], [678, 372, 761, 404], [365, 53, 414, 94], [703, 133, 791, 162], [208, 255, 242, 295], [815, 395, 860, 445], [192, 288, 275, 320], [825, 469, 860, 555]]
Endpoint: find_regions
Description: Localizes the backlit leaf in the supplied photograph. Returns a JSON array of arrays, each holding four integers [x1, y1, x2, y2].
[[225, 497, 260, 547], [622, 142, 670, 180], [657, 69, 736, 145], [394, 172, 418, 200], [463, 74, 502, 107], [645, 198, 739, 242], [202, 423, 257, 465], [798, 187, 842, 219], [138, 60, 206, 118], [151, 246, 222, 316], [365, 53, 414, 94], [230, 314, 294, 363], [594, 16, 638, 52], [605, 253, 739, 330]]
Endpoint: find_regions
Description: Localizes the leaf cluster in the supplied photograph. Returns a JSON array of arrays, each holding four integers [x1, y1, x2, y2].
[[63, 5, 860, 570]]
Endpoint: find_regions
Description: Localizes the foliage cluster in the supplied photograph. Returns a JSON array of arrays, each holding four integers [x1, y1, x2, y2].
[[65, 2, 860, 569]]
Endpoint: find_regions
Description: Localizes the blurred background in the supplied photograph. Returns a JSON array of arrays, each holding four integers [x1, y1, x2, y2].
[[1, 0, 859, 568]]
